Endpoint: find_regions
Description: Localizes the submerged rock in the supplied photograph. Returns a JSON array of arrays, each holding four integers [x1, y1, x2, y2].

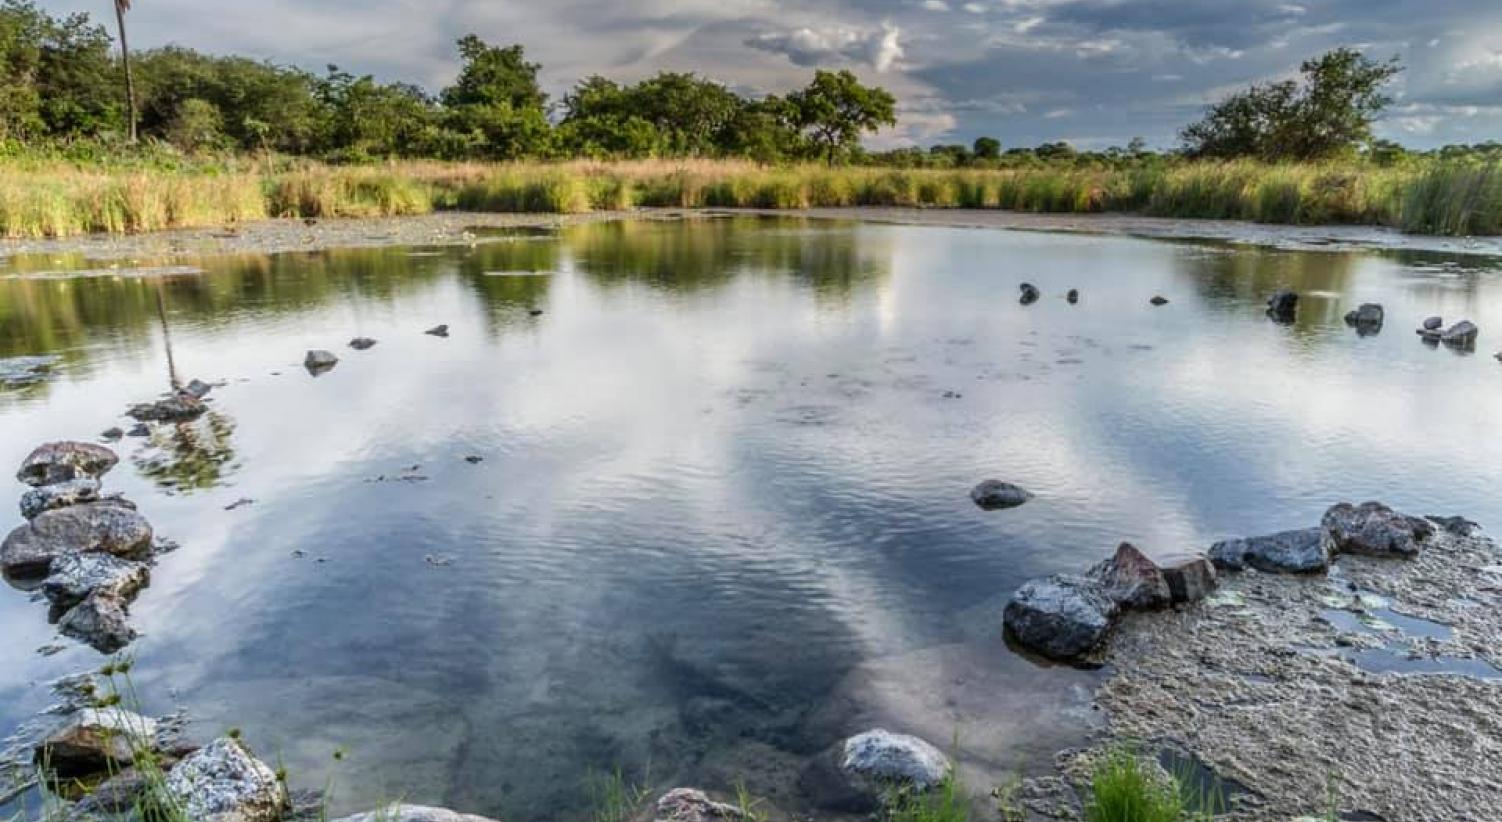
[[1344, 303, 1384, 333], [162, 737, 289, 822], [970, 480, 1033, 511], [42, 552, 149, 608], [1019, 283, 1041, 305], [1067, 288, 1079, 304], [304, 350, 339, 375], [1208, 527, 1328, 574], [425, 324, 450, 337], [128, 392, 206, 422], [57, 591, 138, 652], [184, 379, 214, 399], [16, 441, 119, 487], [1088, 542, 1171, 610], [1149, 296, 1169, 306], [331, 805, 499, 822], [1266, 290, 1299, 321], [652, 789, 746, 822], [1321, 501, 1433, 559], [348, 337, 378, 351], [1003, 574, 1118, 662], [1, 502, 153, 578], [34, 708, 157, 777], [0, 354, 60, 387], [20, 477, 101, 520]]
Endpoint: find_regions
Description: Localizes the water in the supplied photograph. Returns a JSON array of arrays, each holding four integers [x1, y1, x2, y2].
[[2, 215, 1501, 819]]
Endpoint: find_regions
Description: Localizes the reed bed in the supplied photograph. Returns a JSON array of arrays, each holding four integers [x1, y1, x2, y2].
[[0, 158, 1497, 238]]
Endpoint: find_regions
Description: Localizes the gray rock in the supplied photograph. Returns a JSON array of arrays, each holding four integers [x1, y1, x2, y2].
[[1266, 290, 1298, 320], [1003, 574, 1118, 662], [1321, 501, 1433, 559], [58, 592, 138, 652], [1156, 551, 1217, 604], [127, 423, 151, 438], [1150, 295, 1169, 306], [162, 737, 289, 822], [1344, 303, 1384, 333], [1088, 542, 1171, 610], [184, 379, 214, 399], [1423, 316, 1443, 331], [970, 480, 1033, 511], [100, 427, 124, 442], [348, 337, 378, 351], [42, 553, 149, 608], [304, 350, 339, 375], [1, 502, 153, 578], [1426, 515, 1480, 537], [128, 393, 206, 422], [17, 442, 119, 487], [1208, 527, 1328, 574], [425, 324, 450, 337], [34, 708, 157, 777], [331, 805, 499, 822], [1066, 288, 1079, 304], [20, 477, 101, 520], [1441, 320, 1479, 348], [1019, 283, 1040, 305], [841, 729, 951, 790], [0, 354, 60, 387], [652, 789, 745, 822], [70, 768, 151, 816]]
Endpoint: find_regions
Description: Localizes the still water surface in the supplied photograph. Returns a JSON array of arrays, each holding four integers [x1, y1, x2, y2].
[[1, 216, 1500, 818]]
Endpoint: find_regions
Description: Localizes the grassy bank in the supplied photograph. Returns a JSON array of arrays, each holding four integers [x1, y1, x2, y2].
[[2, 158, 1499, 239]]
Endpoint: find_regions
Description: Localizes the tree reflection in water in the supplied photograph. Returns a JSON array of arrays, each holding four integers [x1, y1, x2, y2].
[[133, 410, 240, 493]]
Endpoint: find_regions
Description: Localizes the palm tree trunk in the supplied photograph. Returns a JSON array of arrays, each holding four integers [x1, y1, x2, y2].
[[114, 1, 137, 143]]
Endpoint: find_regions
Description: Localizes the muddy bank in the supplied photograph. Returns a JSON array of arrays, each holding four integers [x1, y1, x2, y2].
[[1018, 523, 1502, 821]]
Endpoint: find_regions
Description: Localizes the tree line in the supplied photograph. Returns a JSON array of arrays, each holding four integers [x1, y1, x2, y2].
[[2, 0, 1495, 167]]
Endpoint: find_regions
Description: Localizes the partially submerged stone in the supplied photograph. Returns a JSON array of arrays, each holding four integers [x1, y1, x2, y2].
[[1, 502, 153, 578], [0, 354, 60, 387], [348, 337, 378, 351], [184, 378, 214, 399], [1439, 320, 1479, 348], [16, 442, 118, 487], [304, 350, 339, 375], [1155, 551, 1217, 604], [128, 392, 206, 422], [1089, 542, 1171, 610], [34, 708, 157, 778], [1149, 295, 1169, 306], [42, 552, 149, 608], [20, 477, 101, 520], [1266, 290, 1299, 321], [1344, 303, 1384, 333], [1209, 527, 1328, 574], [162, 737, 289, 822], [1019, 283, 1041, 305], [331, 805, 499, 822], [425, 324, 450, 337], [1422, 316, 1443, 331], [970, 480, 1033, 511], [1067, 288, 1080, 304], [58, 591, 138, 653], [840, 729, 951, 791], [1321, 501, 1433, 559], [1003, 574, 1118, 662], [652, 788, 746, 822]]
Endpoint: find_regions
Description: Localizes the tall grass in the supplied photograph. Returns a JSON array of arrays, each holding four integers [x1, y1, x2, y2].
[[1083, 746, 1223, 822], [0, 157, 1498, 238]]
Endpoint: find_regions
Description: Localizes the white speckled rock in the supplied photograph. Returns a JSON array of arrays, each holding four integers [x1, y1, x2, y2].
[[331, 805, 499, 822], [0, 501, 152, 578], [16, 441, 118, 487], [652, 788, 745, 821], [163, 737, 288, 822], [840, 729, 951, 791], [42, 552, 149, 608], [20, 477, 102, 520]]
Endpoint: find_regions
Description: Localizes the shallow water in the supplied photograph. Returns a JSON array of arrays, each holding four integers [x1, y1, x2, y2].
[[2, 215, 1501, 819]]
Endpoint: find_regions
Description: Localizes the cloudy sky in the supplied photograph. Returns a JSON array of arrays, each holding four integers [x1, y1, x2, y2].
[[43, 0, 1502, 149]]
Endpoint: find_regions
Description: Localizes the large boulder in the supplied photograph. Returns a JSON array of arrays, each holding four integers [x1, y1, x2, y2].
[[1208, 527, 1328, 574], [1155, 551, 1217, 604], [128, 392, 206, 422], [1344, 303, 1384, 334], [1321, 502, 1433, 559], [651, 789, 746, 822], [841, 729, 951, 790], [1266, 290, 1298, 321], [33, 708, 157, 778], [1003, 574, 1117, 662], [42, 553, 149, 608], [57, 592, 138, 652], [16, 442, 118, 487], [162, 737, 289, 822], [970, 480, 1033, 511], [20, 477, 101, 520], [1440, 320, 1479, 348], [1, 502, 153, 579], [331, 805, 499, 822], [1088, 542, 1171, 610]]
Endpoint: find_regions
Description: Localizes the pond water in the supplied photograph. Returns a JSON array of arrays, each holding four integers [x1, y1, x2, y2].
[[2, 215, 1501, 819]]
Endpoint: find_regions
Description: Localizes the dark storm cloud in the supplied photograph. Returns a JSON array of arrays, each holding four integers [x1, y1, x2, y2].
[[36, 0, 1502, 148]]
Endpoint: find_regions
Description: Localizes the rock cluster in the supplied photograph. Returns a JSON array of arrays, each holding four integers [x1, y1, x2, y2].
[[1418, 318, 1479, 349], [1211, 501, 1434, 577], [1004, 542, 1217, 664], [1343, 302, 1384, 334], [1, 441, 154, 651]]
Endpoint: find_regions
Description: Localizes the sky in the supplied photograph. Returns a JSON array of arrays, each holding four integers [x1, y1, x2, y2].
[[42, 0, 1502, 150]]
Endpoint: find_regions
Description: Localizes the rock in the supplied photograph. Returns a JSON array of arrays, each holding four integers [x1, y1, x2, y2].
[[58, 592, 137, 652], [528, 309, 545, 317], [128, 392, 206, 422], [841, 729, 951, 792], [42, 553, 149, 608], [1019, 283, 1040, 305], [184, 379, 214, 399], [303, 350, 339, 375], [652, 789, 745, 822], [1155, 551, 1217, 604], [71, 767, 151, 816], [1423, 316, 1443, 331], [1343, 303, 1384, 333], [100, 427, 124, 442], [2, 502, 153, 578], [1088, 542, 1172, 610], [1208, 527, 1328, 574], [16, 442, 119, 487], [34, 708, 157, 777], [0, 354, 60, 387], [1149, 295, 1169, 306], [425, 324, 450, 337], [970, 480, 1033, 511], [1321, 501, 1433, 559], [162, 737, 289, 822], [20, 477, 102, 520], [1266, 290, 1299, 320], [1426, 515, 1480, 537], [1066, 289, 1079, 304], [127, 423, 151, 438], [348, 337, 378, 351], [1440, 320, 1478, 348], [330, 805, 499, 822], [1003, 574, 1117, 662]]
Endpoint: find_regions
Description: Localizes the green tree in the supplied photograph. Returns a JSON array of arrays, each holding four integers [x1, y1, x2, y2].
[[134, 47, 325, 152], [317, 66, 438, 159], [0, 1, 119, 139], [440, 35, 550, 159], [163, 97, 223, 151], [787, 70, 897, 165], [973, 136, 1001, 160]]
